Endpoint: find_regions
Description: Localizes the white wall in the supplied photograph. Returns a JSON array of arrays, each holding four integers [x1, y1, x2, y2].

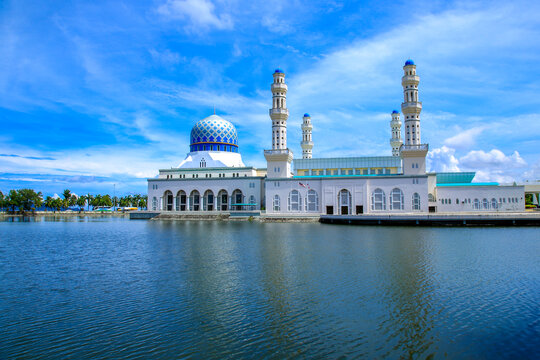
[[435, 185, 525, 212]]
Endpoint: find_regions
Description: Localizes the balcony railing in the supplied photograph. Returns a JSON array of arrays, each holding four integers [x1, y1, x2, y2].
[[264, 149, 290, 155], [271, 83, 288, 92], [400, 144, 429, 151], [269, 108, 289, 115]]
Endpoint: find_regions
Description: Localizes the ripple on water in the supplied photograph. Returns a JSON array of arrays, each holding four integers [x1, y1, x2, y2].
[[0, 219, 538, 359]]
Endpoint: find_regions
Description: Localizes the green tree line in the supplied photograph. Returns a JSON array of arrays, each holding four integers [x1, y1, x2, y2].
[[0, 188, 147, 213]]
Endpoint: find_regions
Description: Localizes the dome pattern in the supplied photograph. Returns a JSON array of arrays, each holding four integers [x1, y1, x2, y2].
[[190, 115, 239, 153]]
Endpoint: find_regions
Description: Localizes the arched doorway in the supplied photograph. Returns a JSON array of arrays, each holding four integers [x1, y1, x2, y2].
[[217, 190, 228, 211], [338, 189, 352, 215], [176, 190, 186, 211], [232, 189, 243, 211], [203, 190, 214, 211], [189, 190, 200, 211], [164, 190, 173, 211]]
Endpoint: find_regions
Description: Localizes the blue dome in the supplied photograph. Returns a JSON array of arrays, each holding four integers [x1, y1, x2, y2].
[[189, 115, 239, 153], [274, 68, 283, 74], [304, 113, 310, 117], [392, 110, 399, 114], [405, 59, 415, 66]]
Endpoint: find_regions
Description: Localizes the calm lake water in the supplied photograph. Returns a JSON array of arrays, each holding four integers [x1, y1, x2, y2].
[[0, 217, 538, 359]]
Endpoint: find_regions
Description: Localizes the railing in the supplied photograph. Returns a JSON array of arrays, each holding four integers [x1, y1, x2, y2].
[[401, 101, 422, 109], [271, 83, 288, 92], [269, 108, 289, 115], [264, 149, 290, 155], [400, 144, 429, 151]]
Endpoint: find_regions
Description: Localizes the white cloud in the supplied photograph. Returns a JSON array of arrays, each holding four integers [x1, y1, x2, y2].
[[459, 149, 527, 170], [443, 126, 485, 149], [427, 146, 460, 172], [157, 0, 233, 32]]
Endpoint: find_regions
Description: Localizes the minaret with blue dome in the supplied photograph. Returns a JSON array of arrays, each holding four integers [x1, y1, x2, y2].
[[390, 110, 402, 156], [400, 59, 428, 176], [401, 59, 422, 145], [264, 68, 293, 178], [301, 113, 313, 159]]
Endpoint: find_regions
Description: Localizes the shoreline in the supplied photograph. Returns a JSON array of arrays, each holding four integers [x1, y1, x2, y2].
[[2, 211, 540, 226]]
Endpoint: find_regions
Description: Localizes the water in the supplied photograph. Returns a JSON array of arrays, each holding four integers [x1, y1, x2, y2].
[[0, 217, 538, 359]]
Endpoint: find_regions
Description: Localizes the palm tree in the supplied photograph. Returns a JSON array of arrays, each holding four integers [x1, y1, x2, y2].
[[86, 194, 93, 211], [76, 195, 87, 213], [62, 189, 71, 208], [44, 196, 54, 212]]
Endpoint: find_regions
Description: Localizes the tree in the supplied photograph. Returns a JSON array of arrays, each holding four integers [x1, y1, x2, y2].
[[76, 195, 87, 212], [101, 194, 112, 207], [6, 189, 43, 213], [62, 189, 71, 208], [139, 195, 147, 210], [44, 196, 55, 211], [51, 198, 63, 213], [69, 194, 77, 207], [86, 194, 94, 211], [0, 191, 4, 211]]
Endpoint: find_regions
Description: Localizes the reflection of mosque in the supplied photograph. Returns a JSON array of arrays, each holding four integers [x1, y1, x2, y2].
[[147, 61, 524, 214]]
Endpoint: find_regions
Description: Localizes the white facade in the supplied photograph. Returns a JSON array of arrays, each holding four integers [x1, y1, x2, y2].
[[435, 185, 525, 212], [265, 176, 428, 215], [147, 61, 525, 215]]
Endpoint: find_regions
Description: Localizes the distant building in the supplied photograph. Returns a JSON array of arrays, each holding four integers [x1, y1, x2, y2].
[[147, 61, 525, 214]]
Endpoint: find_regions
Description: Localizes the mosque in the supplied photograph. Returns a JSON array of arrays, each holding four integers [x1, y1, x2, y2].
[[147, 60, 525, 214]]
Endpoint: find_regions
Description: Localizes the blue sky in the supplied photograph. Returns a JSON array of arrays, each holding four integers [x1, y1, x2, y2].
[[1, 0, 540, 197]]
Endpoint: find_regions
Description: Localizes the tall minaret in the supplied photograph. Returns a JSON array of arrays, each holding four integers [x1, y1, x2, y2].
[[264, 68, 293, 178], [270, 69, 288, 150], [390, 110, 402, 156], [301, 113, 313, 159], [400, 59, 428, 176], [401, 59, 422, 145]]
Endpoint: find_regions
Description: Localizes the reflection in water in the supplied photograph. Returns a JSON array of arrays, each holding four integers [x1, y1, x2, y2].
[[0, 219, 538, 359]]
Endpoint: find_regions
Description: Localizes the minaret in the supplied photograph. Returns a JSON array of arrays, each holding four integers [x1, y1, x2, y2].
[[301, 113, 313, 159], [264, 68, 293, 178], [400, 59, 428, 176], [390, 110, 402, 157], [401, 59, 422, 145], [271, 69, 288, 150]]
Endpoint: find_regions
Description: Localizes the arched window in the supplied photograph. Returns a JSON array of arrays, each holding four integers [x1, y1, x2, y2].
[[273, 195, 280, 212], [428, 193, 435, 202], [232, 189, 243, 210], [491, 198, 498, 210], [473, 198, 480, 210], [203, 190, 214, 211], [200, 158, 206, 168], [390, 188, 404, 210], [338, 189, 352, 215], [306, 189, 319, 212], [371, 188, 386, 211], [176, 190, 186, 211], [152, 197, 157, 211], [217, 190, 228, 211], [288, 190, 301, 211], [189, 190, 200, 211], [164, 190, 173, 211], [482, 198, 489, 210], [412, 193, 421, 211]]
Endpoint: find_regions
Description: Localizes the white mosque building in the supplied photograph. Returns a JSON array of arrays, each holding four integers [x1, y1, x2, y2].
[[147, 60, 525, 214]]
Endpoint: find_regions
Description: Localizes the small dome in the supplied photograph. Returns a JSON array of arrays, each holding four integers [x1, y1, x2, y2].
[[189, 115, 239, 153], [303, 113, 310, 117], [392, 110, 399, 114], [274, 68, 283, 74], [405, 59, 415, 66]]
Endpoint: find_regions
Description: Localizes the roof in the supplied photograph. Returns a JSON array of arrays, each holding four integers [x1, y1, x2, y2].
[[436, 172, 476, 184], [405, 59, 415, 66]]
